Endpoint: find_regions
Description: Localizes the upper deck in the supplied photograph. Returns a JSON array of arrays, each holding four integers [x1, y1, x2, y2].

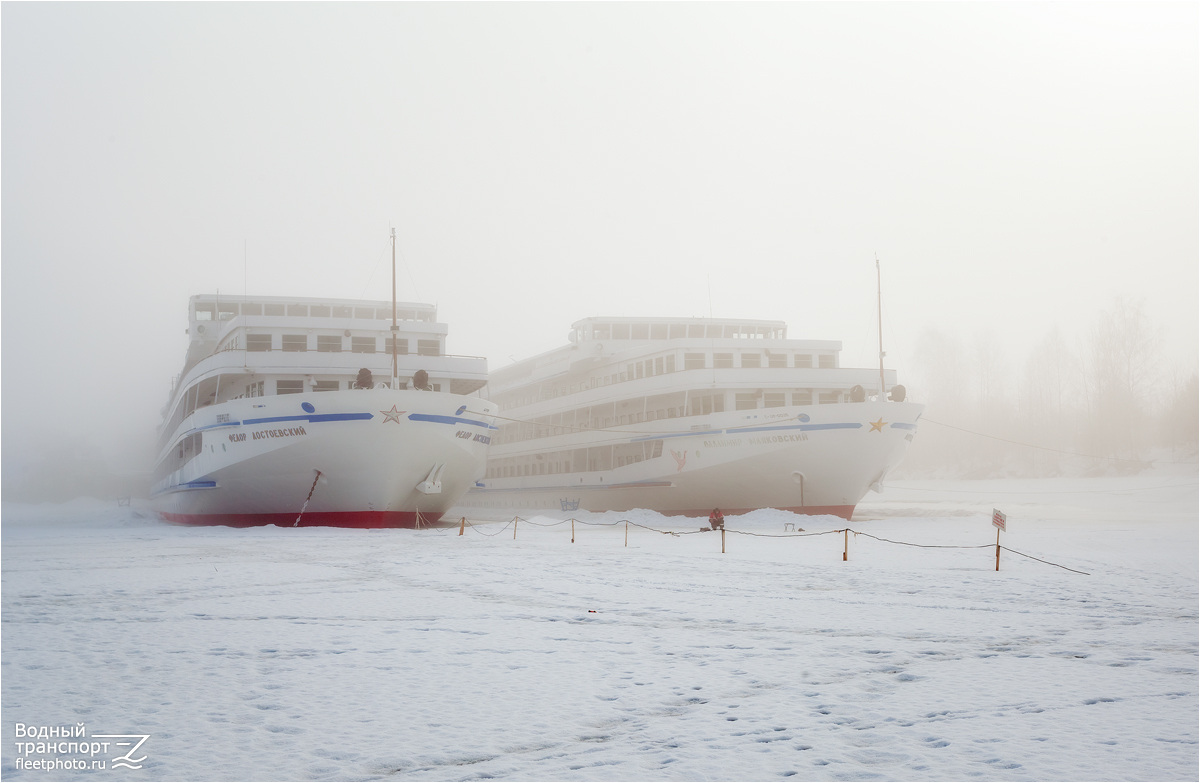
[[569, 316, 789, 343], [179, 295, 451, 374], [159, 294, 488, 443], [490, 315, 843, 392]]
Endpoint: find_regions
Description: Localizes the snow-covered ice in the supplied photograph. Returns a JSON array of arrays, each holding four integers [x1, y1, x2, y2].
[[2, 468, 1197, 781]]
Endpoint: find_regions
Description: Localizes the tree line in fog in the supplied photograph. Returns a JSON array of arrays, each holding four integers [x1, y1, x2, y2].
[[898, 297, 1199, 478]]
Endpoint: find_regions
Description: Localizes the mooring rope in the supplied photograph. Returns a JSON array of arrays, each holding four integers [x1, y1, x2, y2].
[[293, 470, 323, 527]]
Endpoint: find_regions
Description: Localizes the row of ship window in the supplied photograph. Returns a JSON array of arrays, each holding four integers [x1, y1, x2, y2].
[[498, 351, 836, 410], [253, 379, 440, 395], [578, 323, 785, 341], [233, 334, 442, 355], [485, 441, 668, 478], [163, 374, 441, 440], [494, 389, 843, 444]]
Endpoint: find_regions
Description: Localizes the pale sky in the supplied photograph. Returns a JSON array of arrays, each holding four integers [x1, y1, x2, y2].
[[2, 1, 1197, 476]]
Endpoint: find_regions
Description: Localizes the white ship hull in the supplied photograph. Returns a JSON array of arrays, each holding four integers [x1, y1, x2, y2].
[[153, 388, 496, 527], [459, 400, 921, 520]]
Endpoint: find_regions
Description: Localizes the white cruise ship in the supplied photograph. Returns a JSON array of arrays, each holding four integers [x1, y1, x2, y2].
[[152, 294, 496, 527], [459, 316, 922, 520]]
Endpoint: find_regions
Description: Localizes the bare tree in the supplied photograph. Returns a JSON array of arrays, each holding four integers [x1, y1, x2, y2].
[[1086, 297, 1161, 459]]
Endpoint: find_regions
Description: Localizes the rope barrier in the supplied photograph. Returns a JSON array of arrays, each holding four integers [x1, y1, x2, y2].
[[457, 515, 1090, 575], [839, 530, 994, 549], [466, 518, 515, 537], [998, 546, 1090, 575]]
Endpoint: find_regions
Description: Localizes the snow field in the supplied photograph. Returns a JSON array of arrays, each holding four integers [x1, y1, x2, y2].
[[2, 472, 1196, 781]]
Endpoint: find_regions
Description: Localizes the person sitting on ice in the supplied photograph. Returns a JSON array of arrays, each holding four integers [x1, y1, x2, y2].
[[709, 508, 725, 530]]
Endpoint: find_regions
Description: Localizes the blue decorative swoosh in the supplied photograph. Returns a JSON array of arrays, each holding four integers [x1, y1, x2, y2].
[[408, 413, 499, 430]]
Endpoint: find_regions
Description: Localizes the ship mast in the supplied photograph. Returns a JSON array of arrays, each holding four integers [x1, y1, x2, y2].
[[876, 256, 886, 400], [391, 227, 399, 388]]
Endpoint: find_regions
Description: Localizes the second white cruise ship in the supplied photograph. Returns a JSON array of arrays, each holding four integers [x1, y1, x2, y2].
[[459, 316, 922, 520]]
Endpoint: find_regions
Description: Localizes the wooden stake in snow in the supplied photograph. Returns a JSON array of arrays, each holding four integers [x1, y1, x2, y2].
[[992, 508, 1007, 571], [843, 528, 849, 561], [721, 527, 726, 554], [458, 517, 465, 536]]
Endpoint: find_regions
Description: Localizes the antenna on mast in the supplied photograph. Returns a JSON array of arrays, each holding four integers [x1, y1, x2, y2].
[[876, 254, 887, 400], [391, 227, 399, 388]]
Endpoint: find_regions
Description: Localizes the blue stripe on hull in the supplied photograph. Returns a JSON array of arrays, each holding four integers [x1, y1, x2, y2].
[[408, 413, 499, 430], [242, 413, 375, 425]]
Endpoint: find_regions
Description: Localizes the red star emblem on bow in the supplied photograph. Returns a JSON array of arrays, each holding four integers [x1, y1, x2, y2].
[[379, 405, 406, 424]]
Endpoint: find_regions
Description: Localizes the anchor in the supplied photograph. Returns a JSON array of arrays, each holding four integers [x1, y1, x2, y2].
[[416, 463, 445, 495]]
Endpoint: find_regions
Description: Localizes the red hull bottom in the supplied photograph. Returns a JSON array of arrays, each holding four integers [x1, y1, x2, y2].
[[158, 510, 443, 529]]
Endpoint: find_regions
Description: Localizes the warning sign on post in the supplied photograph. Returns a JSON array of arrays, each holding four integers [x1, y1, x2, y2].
[[992, 508, 1007, 531]]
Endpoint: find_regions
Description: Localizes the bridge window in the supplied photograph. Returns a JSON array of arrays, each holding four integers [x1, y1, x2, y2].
[[317, 335, 342, 352], [277, 380, 304, 395], [282, 334, 306, 352], [247, 334, 271, 352], [352, 337, 376, 353]]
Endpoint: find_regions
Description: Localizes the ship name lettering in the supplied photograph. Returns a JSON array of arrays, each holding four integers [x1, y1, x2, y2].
[[702, 438, 742, 448], [473, 434, 492, 445], [251, 426, 307, 441], [749, 433, 809, 445], [455, 430, 472, 439], [228, 433, 246, 443]]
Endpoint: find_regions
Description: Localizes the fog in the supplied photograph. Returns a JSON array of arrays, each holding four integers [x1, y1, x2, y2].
[[2, 2, 1196, 501]]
